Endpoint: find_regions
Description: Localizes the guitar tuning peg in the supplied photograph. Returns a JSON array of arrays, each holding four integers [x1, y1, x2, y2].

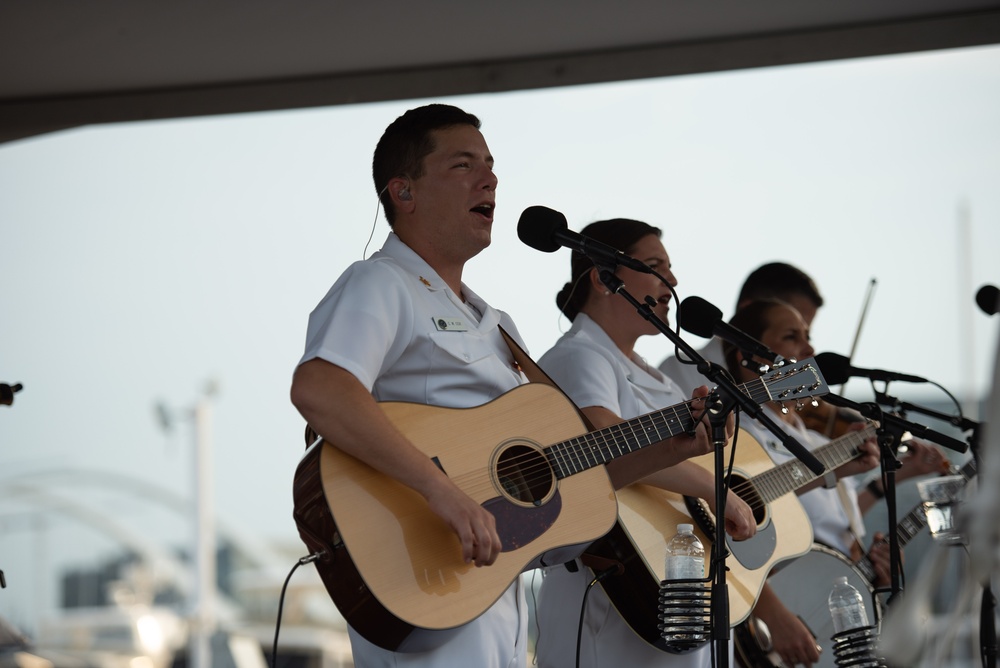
[[780, 404, 790, 414], [811, 399, 819, 407]]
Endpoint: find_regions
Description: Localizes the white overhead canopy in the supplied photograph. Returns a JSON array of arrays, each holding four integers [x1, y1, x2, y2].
[[2, 0, 999, 143]]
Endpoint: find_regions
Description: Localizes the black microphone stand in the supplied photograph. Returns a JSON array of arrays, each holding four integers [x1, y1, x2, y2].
[[822, 393, 908, 604], [596, 268, 826, 668], [874, 392, 995, 667], [823, 391, 971, 612], [872, 388, 979, 437]]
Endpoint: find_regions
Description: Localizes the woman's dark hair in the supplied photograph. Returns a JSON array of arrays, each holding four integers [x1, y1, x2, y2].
[[556, 218, 661, 321], [372, 104, 481, 227], [723, 299, 792, 377]]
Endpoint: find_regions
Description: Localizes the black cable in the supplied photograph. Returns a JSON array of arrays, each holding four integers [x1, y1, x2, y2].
[[271, 553, 323, 668], [529, 570, 541, 666], [575, 565, 621, 668]]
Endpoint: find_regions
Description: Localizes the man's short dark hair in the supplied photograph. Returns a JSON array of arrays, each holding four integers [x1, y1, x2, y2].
[[737, 262, 824, 309], [372, 104, 482, 227]]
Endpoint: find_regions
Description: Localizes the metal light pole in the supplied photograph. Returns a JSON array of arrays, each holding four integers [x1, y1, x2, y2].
[[190, 381, 218, 668], [157, 380, 219, 668]]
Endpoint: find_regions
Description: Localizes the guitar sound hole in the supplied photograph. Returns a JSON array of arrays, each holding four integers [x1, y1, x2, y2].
[[496, 444, 553, 506], [733, 475, 766, 524]]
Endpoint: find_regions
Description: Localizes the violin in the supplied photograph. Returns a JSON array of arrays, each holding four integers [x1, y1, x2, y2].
[[799, 398, 866, 439], [804, 278, 878, 438]]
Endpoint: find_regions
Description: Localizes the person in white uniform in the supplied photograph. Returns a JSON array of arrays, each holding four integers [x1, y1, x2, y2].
[[291, 104, 526, 667], [658, 263, 824, 397], [722, 299, 947, 666], [533, 218, 758, 668]]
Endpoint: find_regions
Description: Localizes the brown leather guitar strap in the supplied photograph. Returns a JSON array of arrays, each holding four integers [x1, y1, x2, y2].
[[497, 326, 595, 434], [498, 326, 559, 390]]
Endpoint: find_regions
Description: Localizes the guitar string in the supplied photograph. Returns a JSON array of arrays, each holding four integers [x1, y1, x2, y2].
[[450, 402, 699, 495], [447, 376, 787, 497], [485, 368, 810, 494], [444, 377, 791, 499], [448, 404, 864, 507], [431, 368, 824, 501], [726, 430, 865, 504], [715, 428, 874, 514], [481, 368, 820, 498], [445, 400, 703, 496]]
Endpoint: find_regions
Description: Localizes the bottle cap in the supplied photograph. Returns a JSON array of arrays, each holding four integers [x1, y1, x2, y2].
[[678, 523, 693, 533]]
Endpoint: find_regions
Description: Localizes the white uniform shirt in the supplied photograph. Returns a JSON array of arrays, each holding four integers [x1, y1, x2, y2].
[[299, 233, 529, 668], [301, 233, 526, 407], [739, 407, 863, 556], [534, 314, 724, 668]]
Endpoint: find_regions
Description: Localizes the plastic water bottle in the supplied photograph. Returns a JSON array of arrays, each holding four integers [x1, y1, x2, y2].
[[828, 576, 869, 634], [662, 523, 706, 643]]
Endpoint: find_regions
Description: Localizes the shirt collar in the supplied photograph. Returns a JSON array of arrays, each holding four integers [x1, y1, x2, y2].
[[375, 233, 500, 330], [374, 233, 444, 288], [572, 314, 677, 392]]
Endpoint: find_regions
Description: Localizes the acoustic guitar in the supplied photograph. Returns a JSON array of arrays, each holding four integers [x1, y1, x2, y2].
[[292, 359, 828, 650], [586, 424, 879, 650]]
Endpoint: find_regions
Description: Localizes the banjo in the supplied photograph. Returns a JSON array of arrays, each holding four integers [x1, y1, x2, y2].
[[734, 455, 977, 668]]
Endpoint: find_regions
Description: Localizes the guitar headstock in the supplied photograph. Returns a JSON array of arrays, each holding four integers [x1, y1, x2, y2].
[[761, 357, 829, 411]]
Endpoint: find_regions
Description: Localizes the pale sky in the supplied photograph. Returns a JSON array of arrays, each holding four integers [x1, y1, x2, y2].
[[1, 43, 999, 629]]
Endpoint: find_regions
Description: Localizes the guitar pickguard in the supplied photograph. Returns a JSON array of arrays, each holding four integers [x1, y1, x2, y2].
[[483, 491, 562, 551], [728, 521, 776, 571], [686, 473, 779, 572]]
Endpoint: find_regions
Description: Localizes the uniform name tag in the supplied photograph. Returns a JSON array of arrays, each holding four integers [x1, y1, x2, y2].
[[433, 316, 468, 332]]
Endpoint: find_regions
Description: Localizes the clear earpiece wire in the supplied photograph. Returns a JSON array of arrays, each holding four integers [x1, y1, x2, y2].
[[364, 185, 389, 260]]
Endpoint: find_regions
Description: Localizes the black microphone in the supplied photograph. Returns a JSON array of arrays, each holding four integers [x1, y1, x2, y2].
[[679, 296, 778, 363], [976, 284, 999, 316], [1, 382, 22, 406], [517, 206, 653, 274], [815, 352, 927, 385]]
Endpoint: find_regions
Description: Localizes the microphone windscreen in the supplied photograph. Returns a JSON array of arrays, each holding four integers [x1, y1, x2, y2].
[[815, 351, 852, 386], [976, 284, 999, 316], [679, 296, 723, 338], [517, 206, 567, 253]]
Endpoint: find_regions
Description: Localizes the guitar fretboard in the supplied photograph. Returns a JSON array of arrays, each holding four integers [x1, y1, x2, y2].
[[752, 426, 877, 504], [544, 376, 776, 479]]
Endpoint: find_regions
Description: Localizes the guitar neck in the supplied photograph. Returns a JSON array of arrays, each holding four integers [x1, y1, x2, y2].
[[855, 455, 978, 583], [544, 376, 775, 479], [751, 425, 877, 504]]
